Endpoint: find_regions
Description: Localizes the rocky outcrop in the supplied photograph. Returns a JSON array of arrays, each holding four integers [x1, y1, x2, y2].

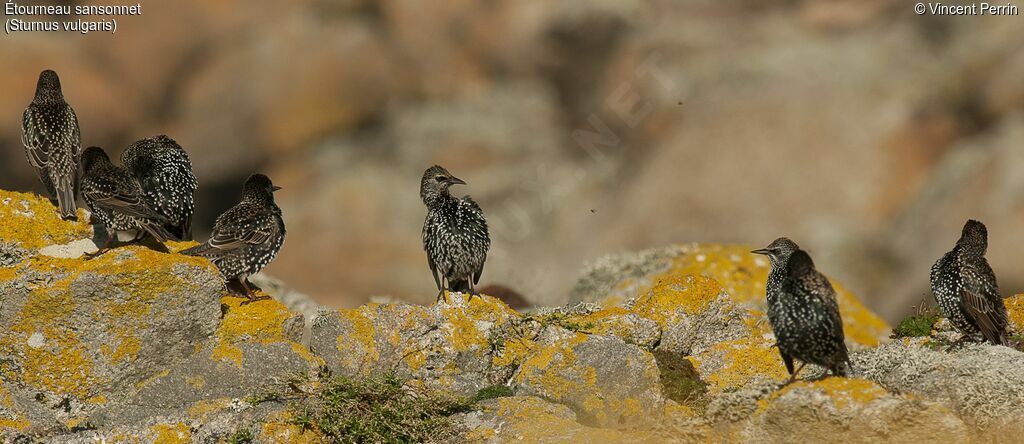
[[1, 190, 1023, 442]]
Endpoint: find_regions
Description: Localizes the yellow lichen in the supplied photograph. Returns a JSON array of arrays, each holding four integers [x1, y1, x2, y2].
[[0, 190, 92, 251], [439, 295, 519, 353], [492, 337, 539, 368], [630, 274, 724, 327], [1006, 294, 1024, 332], [211, 295, 293, 368], [152, 422, 191, 444], [336, 307, 379, 372], [260, 411, 325, 443], [758, 377, 888, 411], [701, 326, 789, 392], [187, 399, 230, 421], [514, 333, 589, 400], [614, 244, 888, 347]]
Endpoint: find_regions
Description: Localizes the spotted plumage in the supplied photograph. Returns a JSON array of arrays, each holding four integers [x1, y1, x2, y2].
[[122, 135, 198, 240], [22, 69, 82, 220], [80, 146, 173, 250], [421, 165, 490, 301], [930, 220, 1008, 346], [182, 174, 285, 299], [754, 238, 850, 380]]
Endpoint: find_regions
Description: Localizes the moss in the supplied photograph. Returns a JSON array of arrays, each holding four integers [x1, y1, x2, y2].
[[653, 350, 708, 408], [226, 428, 255, 444], [287, 373, 470, 443], [893, 311, 940, 338], [0, 190, 92, 251], [472, 384, 514, 403]]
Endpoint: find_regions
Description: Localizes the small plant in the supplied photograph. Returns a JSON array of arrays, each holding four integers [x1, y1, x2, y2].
[[226, 428, 254, 444], [893, 302, 941, 338], [243, 391, 283, 406], [287, 373, 472, 443], [471, 384, 514, 403]]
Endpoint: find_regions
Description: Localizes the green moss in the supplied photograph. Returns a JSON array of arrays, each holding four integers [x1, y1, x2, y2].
[[653, 350, 707, 408], [893, 309, 940, 338], [287, 373, 472, 443], [472, 385, 514, 403], [226, 428, 254, 444]]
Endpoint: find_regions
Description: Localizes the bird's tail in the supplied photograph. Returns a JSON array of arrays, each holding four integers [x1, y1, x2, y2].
[[139, 219, 174, 243], [181, 242, 214, 257], [54, 174, 77, 220]]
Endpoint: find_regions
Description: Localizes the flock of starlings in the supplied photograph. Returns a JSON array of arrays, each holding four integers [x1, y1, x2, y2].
[[14, 69, 1014, 383]]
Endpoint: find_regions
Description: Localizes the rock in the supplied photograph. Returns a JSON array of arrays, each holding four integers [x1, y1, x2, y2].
[[310, 293, 521, 397], [571, 243, 891, 348], [0, 245, 222, 426], [513, 333, 664, 428], [709, 377, 971, 442], [855, 340, 1024, 430]]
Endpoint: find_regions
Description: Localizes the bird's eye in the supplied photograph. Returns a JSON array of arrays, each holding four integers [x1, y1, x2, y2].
[[435, 175, 448, 182]]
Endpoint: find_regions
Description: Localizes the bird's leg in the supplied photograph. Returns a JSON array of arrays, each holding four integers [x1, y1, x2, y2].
[[239, 278, 264, 305], [436, 278, 449, 303], [85, 233, 115, 260], [786, 362, 807, 384]]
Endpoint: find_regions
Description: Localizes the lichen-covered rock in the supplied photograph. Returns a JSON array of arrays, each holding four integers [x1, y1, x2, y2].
[[855, 340, 1024, 430], [512, 333, 664, 428], [310, 293, 520, 396], [708, 377, 971, 442], [571, 243, 890, 347], [0, 191, 92, 253], [0, 246, 223, 426], [461, 396, 706, 443]]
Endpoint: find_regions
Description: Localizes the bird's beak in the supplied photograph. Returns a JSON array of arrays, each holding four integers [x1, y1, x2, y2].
[[448, 176, 467, 186], [750, 248, 770, 255], [272, 186, 283, 191]]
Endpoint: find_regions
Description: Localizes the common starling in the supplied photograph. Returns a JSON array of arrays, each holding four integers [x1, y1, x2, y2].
[[929, 220, 1009, 346], [22, 69, 82, 220], [121, 135, 198, 240], [753, 238, 851, 381], [80, 146, 173, 254], [420, 165, 490, 302], [182, 174, 285, 300]]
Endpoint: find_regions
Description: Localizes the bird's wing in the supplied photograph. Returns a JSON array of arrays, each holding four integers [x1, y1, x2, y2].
[[83, 183, 165, 221], [961, 263, 1008, 345], [207, 206, 278, 251], [799, 271, 848, 343], [427, 252, 442, 291], [22, 108, 51, 176]]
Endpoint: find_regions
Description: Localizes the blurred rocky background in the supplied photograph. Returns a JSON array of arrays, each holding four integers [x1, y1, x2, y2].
[[1, 0, 1023, 322]]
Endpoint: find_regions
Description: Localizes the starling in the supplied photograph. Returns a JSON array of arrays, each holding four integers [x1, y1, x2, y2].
[[80, 146, 174, 254], [929, 220, 1009, 346], [121, 135, 198, 240], [753, 238, 851, 381], [420, 165, 490, 302], [22, 69, 82, 220], [182, 174, 285, 300]]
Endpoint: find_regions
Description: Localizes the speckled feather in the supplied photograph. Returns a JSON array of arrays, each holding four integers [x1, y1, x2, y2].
[[80, 147, 173, 242], [929, 220, 1009, 346], [22, 70, 81, 219], [122, 135, 198, 240], [761, 238, 850, 376], [182, 174, 285, 281], [421, 166, 490, 293]]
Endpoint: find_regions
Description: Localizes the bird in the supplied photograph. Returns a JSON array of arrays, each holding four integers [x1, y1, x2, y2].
[[929, 220, 1009, 346], [121, 135, 198, 240], [420, 165, 490, 302], [80, 146, 174, 256], [753, 238, 851, 381], [182, 174, 285, 301], [22, 69, 82, 220]]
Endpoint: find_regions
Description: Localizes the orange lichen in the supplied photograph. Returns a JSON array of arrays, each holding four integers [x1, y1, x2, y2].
[[212, 295, 293, 368], [0, 190, 92, 251]]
